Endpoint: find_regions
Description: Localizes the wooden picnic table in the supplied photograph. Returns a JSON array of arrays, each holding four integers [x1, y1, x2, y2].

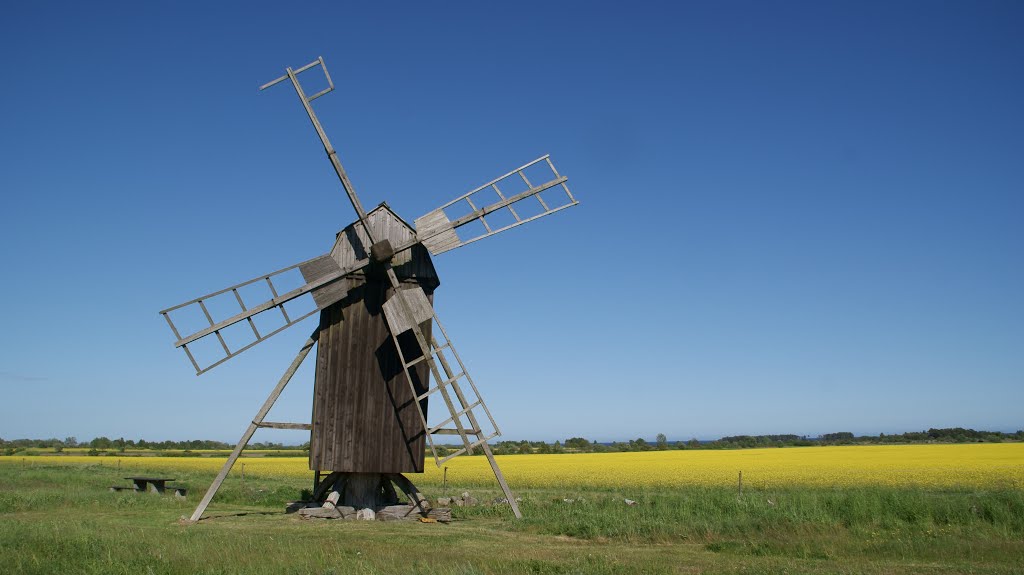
[[125, 476, 175, 493]]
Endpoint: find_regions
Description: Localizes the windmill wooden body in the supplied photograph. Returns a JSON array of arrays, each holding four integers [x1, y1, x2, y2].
[[308, 205, 438, 475], [159, 57, 578, 522]]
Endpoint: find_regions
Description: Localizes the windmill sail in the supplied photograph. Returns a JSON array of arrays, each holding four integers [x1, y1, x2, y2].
[[414, 155, 578, 255], [160, 253, 353, 375], [168, 56, 575, 523], [380, 286, 502, 462], [378, 279, 520, 517]]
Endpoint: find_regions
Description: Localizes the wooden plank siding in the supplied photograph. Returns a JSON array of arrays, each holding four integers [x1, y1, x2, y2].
[[298, 255, 348, 309], [331, 203, 435, 276], [309, 204, 440, 473]]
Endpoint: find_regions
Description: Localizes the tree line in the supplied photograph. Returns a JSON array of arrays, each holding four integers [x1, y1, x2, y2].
[[3, 427, 1021, 457], [500, 428, 1023, 454], [0, 436, 293, 455]]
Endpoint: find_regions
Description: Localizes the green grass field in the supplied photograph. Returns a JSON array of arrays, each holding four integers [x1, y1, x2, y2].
[[1, 461, 1023, 574]]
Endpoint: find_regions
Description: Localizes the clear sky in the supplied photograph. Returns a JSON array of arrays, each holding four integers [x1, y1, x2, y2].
[[1, 1, 1021, 444]]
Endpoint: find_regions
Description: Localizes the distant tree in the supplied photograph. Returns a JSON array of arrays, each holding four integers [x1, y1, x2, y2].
[[564, 437, 590, 450], [629, 438, 650, 451], [656, 433, 668, 450], [90, 437, 112, 449], [64, 436, 78, 448], [687, 438, 701, 449]]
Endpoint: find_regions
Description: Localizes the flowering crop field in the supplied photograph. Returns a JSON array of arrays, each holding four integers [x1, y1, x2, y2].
[[3, 443, 1021, 490]]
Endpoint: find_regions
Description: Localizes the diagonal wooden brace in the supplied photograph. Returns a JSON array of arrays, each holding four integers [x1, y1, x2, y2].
[[187, 328, 319, 523]]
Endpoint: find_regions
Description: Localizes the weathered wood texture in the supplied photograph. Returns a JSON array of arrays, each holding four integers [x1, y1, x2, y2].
[[309, 205, 439, 473], [298, 255, 347, 309], [189, 331, 319, 522], [330, 204, 438, 280], [413, 155, 577, 256]]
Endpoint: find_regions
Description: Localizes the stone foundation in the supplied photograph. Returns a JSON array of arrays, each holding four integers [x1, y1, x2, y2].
[[286, 472, 451, 522]]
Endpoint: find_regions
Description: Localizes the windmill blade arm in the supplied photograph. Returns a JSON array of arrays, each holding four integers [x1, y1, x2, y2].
[[160, 252, 369, 374], [379, 281, 503, 463], [160, 254, 327, 316], [414, 155, 578, 256], [169, 279, 321, 349], [161, 254, 340, 347]]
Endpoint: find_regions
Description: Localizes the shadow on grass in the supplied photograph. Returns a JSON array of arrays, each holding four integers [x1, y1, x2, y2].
[[193, 510, 282, 522]]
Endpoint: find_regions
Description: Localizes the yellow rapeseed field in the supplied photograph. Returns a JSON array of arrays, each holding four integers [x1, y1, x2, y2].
[[2, 444, 1021, 489]]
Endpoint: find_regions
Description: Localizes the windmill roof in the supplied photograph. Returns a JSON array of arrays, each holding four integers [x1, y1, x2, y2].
[[337, 202, 414, 237], [328, 201, 438, 287]]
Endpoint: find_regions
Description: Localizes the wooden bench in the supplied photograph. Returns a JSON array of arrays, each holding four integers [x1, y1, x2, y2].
[[109, 477, 184, 497], [125, 476, 175, 493], [166, 486, 187, 498]]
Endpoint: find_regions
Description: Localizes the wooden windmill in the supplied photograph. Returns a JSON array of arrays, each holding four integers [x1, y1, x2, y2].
[[159, 57, 578, 522]]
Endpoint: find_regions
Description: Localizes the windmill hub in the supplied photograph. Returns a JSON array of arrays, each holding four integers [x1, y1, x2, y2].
[[160, 57, 578, 524], [369, 239, 395, 263]]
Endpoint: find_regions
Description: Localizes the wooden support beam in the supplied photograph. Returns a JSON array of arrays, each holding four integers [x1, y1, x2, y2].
[[432, 428, 482, 435], [431, 335, 522, 518], [385, 473, 428, 515], [312, 471, 343, 502], [256, 422, 312, 430], [187, 329, 318, 523]]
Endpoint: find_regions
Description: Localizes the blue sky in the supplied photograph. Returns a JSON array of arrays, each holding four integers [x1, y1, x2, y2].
[[1, 1, 1021, 443]]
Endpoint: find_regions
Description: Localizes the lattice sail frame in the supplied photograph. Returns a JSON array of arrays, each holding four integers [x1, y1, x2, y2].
[[168, 55, 582, 522], [382, 287, 503, 466], [160, 259, 328, 375], [160, 155, 576, 376], [415, 155, 578, 255]]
